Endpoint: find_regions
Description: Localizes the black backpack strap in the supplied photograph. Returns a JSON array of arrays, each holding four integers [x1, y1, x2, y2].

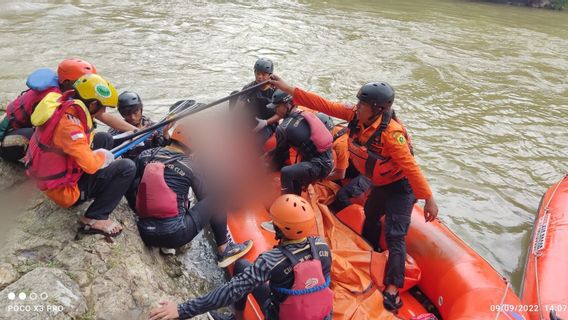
[[333, 127, 348, 141], [161, 153, 186, 165], [363, 110, 392, 177], [278, 245, 300, 266], [364, 110, 392, 149], [347, 116, 358, 138], [146, 147, 163, 162], [308, 237, 321, 261], [148, 148, 185, 165]]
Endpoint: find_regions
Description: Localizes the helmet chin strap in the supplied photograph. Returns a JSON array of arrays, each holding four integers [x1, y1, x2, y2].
[[274, 225, 285, 241], [367, 105, 384, 124]]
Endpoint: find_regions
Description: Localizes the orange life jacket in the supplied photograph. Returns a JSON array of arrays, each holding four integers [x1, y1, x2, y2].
[[347, 110, 413, 186], [25, 92, 92, 191]]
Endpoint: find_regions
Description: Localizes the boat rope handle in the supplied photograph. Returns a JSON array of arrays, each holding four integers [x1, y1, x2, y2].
[[535, 255, 544, 320], [532, 174, 566, 320], [494, 278, 510, 320]]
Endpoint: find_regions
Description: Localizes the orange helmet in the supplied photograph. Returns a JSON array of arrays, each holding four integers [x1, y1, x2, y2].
[[170, 124, 191, 150], [269, 194, 316, 240], [58, 58, 97, 83]]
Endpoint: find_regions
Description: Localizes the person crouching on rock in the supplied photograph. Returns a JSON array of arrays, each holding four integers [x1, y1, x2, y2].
[[127, 122, 253, 264], [1, 58, 139, 163], [25, 74, 136, 238], [149, 194, 333, 320], [108, 91, 168, 158]]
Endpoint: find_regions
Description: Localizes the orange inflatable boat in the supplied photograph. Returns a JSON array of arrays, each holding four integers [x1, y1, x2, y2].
[[521, 175, 568, 320], [227, 178, 529, 319]]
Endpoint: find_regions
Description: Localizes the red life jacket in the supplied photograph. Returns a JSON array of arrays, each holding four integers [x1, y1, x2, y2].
[[272, 237, 333, 320], [25, 91, 91, 191], [301, 111, 332, 153], [347, 110, 414, 186], [5, 87, 61, 130], [136, 151, 185, 219]]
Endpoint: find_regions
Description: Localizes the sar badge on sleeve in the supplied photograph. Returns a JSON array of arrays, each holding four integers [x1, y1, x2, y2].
[[392, 132, 406, 145]]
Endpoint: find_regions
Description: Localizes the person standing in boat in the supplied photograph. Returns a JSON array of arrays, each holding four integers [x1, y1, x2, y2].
[[149, 194, 333, 320], [232, 58, 281, 149], [268, 75, 439, 312], [128, 122, 253, 264]]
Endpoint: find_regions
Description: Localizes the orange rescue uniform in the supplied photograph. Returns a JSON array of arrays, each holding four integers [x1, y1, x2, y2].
[[331, 126, 349, 172], [292, 88, 432, 200], [45, 106, 105, 208]]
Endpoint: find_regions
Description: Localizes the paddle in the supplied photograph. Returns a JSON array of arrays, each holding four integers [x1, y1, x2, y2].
[[111, 99, 196, 157], [114, 80, 269, 143]]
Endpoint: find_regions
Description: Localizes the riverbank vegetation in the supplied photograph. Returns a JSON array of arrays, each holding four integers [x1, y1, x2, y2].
[[486, 0, 566, 10]]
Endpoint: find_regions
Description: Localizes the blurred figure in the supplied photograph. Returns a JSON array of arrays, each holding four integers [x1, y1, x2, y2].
[[128, 121, 252, 263]]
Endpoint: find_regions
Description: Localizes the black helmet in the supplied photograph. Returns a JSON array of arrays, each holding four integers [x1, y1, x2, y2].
[[118, 91, 143, 113], [356, 82, 395, 109], [267, 89, 292, 109], [316, 112, 334, 131], [254, 58, 274, 74]]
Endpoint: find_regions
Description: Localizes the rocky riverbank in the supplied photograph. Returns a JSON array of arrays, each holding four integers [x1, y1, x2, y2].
[[487, 0, 566, 9], [0, 160, 224, 320]]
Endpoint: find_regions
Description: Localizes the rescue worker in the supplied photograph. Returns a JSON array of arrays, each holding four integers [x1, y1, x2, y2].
[[108, 91, 166, 158], [148, 194, 333, 320], [25, 74, 135, 237], [269, 90, 334, 195], [233, 58, 280, 148], [128, 122, 253, 263], [268, 75, 439, 312], [0, 58, 136, 162], [110, 91, 155, 134], [57, 59, 138, 133], [259, 92, 334, 233]]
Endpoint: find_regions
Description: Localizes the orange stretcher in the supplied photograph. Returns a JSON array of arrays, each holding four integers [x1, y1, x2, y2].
[[227, 176, 529, 320]]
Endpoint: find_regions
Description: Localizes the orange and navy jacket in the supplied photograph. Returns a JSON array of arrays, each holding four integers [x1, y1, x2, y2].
[[292, 87, 432, 200], [45, 106, 105, 207]]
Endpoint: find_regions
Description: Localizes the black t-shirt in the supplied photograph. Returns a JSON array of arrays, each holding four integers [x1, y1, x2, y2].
[[240, 81, 276, 121]]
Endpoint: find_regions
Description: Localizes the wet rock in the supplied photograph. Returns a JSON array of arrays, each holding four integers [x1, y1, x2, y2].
[[0, 160, 227, 319], [0, 263, 18, 290], [0, 267, 87, 320]]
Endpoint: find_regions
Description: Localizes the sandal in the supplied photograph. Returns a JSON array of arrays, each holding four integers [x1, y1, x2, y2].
[[382, 290, 403, 312], [79, 218, 123, 238]]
